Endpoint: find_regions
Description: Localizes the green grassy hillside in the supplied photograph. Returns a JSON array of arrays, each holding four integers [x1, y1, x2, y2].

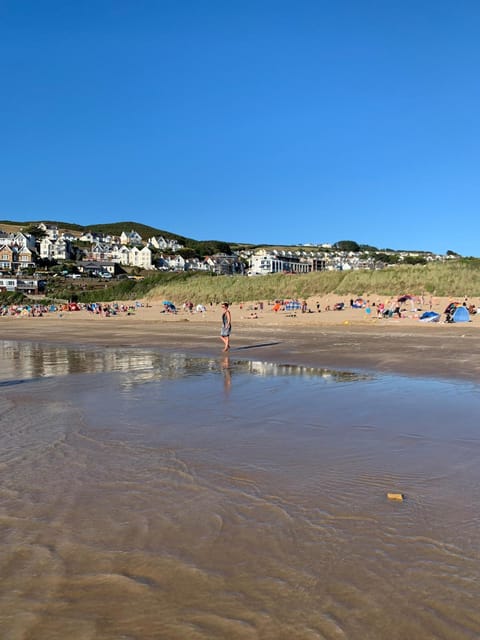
[[84, 221, 187, 242], [0, 219, 85, 232], [0, 219, 186, 242]]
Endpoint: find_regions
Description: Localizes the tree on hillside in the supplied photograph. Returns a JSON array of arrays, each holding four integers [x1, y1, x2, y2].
[[23, 224, 47, 239], [374, 252, 400, 264], [177, 247, 197, 260], [333, 240, 360, 252], [188, 240, 232, 257], [36, 257, 57, 269], [402, 255, 427, 265]]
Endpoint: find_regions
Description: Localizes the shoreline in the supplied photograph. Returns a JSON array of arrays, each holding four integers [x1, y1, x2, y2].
[[2, 297, 480, 381]]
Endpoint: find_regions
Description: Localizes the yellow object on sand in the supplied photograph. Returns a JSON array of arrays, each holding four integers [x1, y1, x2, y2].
[[387, 492, 405, 501]]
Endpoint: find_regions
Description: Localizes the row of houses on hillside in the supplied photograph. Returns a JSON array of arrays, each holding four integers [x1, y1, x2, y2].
[[2, 224, 239, 276], [156, 253, 244, 274], [78, 229, 184, 251], [21, 223, 182, 251], [0, 231, 36, 251], [37, 223, 77, 242], [36, 238, 155, 270], [245, 247, 445, 275], [246, 249, 380, 275], [147, 235, 183, 251], [247, 250, 327, 275], [85, 243, 153, 270], [1, 223, 447, 281]]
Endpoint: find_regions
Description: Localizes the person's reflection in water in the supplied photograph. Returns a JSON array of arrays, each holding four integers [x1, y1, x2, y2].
[[222, 355, 231, 396]]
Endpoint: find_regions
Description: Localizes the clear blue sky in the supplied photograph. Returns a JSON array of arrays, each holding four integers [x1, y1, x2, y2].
[[1, 1, 480, 254]]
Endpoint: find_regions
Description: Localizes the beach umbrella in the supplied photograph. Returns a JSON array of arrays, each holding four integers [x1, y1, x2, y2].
[[162, 300, 174, 306]]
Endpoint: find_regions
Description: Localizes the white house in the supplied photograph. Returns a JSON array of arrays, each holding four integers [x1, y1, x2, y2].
[[189, 257, 210, 271], [249, 249, 311, 276], [120, 230, 143, 246], [116, 245, 131, 265], [39, 237, 72, 261], [129, 246, 153, 269], [0, 276, 17, 291], [0, 232, 36, 251], [79, 231, 97, 243], [38, 223, 58, 240], [88, 242, 112, 262], [148, 236, 161, 249], [165, 254, 185, 271], [15, 232, 36, 251], [60, 231, 77, 242], [147, 236, 183, 252]]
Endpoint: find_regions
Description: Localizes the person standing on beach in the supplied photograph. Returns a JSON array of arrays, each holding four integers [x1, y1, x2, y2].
[[220, 302, 232, 351]]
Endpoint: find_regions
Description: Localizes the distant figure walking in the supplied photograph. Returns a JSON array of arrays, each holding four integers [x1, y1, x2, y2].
[[220, 302, 232, 351]]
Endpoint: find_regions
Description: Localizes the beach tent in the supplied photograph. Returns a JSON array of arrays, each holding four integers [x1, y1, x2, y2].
[[451, 306, 470, 323], [162, 300, 176, 312], [419, 311, 440, 322]]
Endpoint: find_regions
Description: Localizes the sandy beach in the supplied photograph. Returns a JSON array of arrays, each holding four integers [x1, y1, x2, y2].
[[2, 295, 480, 380]]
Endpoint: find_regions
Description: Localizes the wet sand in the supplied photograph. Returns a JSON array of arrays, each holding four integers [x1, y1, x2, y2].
[[2, 341, 480, 639], [1, 297, 480, 381], [2, 300, 480, 638]]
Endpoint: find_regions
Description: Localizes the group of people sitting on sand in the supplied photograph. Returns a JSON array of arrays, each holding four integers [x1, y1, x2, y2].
[[1, 303, 50, 317], [1, 301, 145, 318]]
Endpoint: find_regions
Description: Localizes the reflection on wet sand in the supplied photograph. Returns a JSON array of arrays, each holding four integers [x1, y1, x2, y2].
[[221, 355, 232, 396], [1, 341, 480, 639], [0, 340, 371, 386]]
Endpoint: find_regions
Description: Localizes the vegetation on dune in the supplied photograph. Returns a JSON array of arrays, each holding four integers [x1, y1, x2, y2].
[[0, 291, 29, 305], [143, 260, 480, 302], [4, 260, 480, 306], [59, 259, 480, 304]]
